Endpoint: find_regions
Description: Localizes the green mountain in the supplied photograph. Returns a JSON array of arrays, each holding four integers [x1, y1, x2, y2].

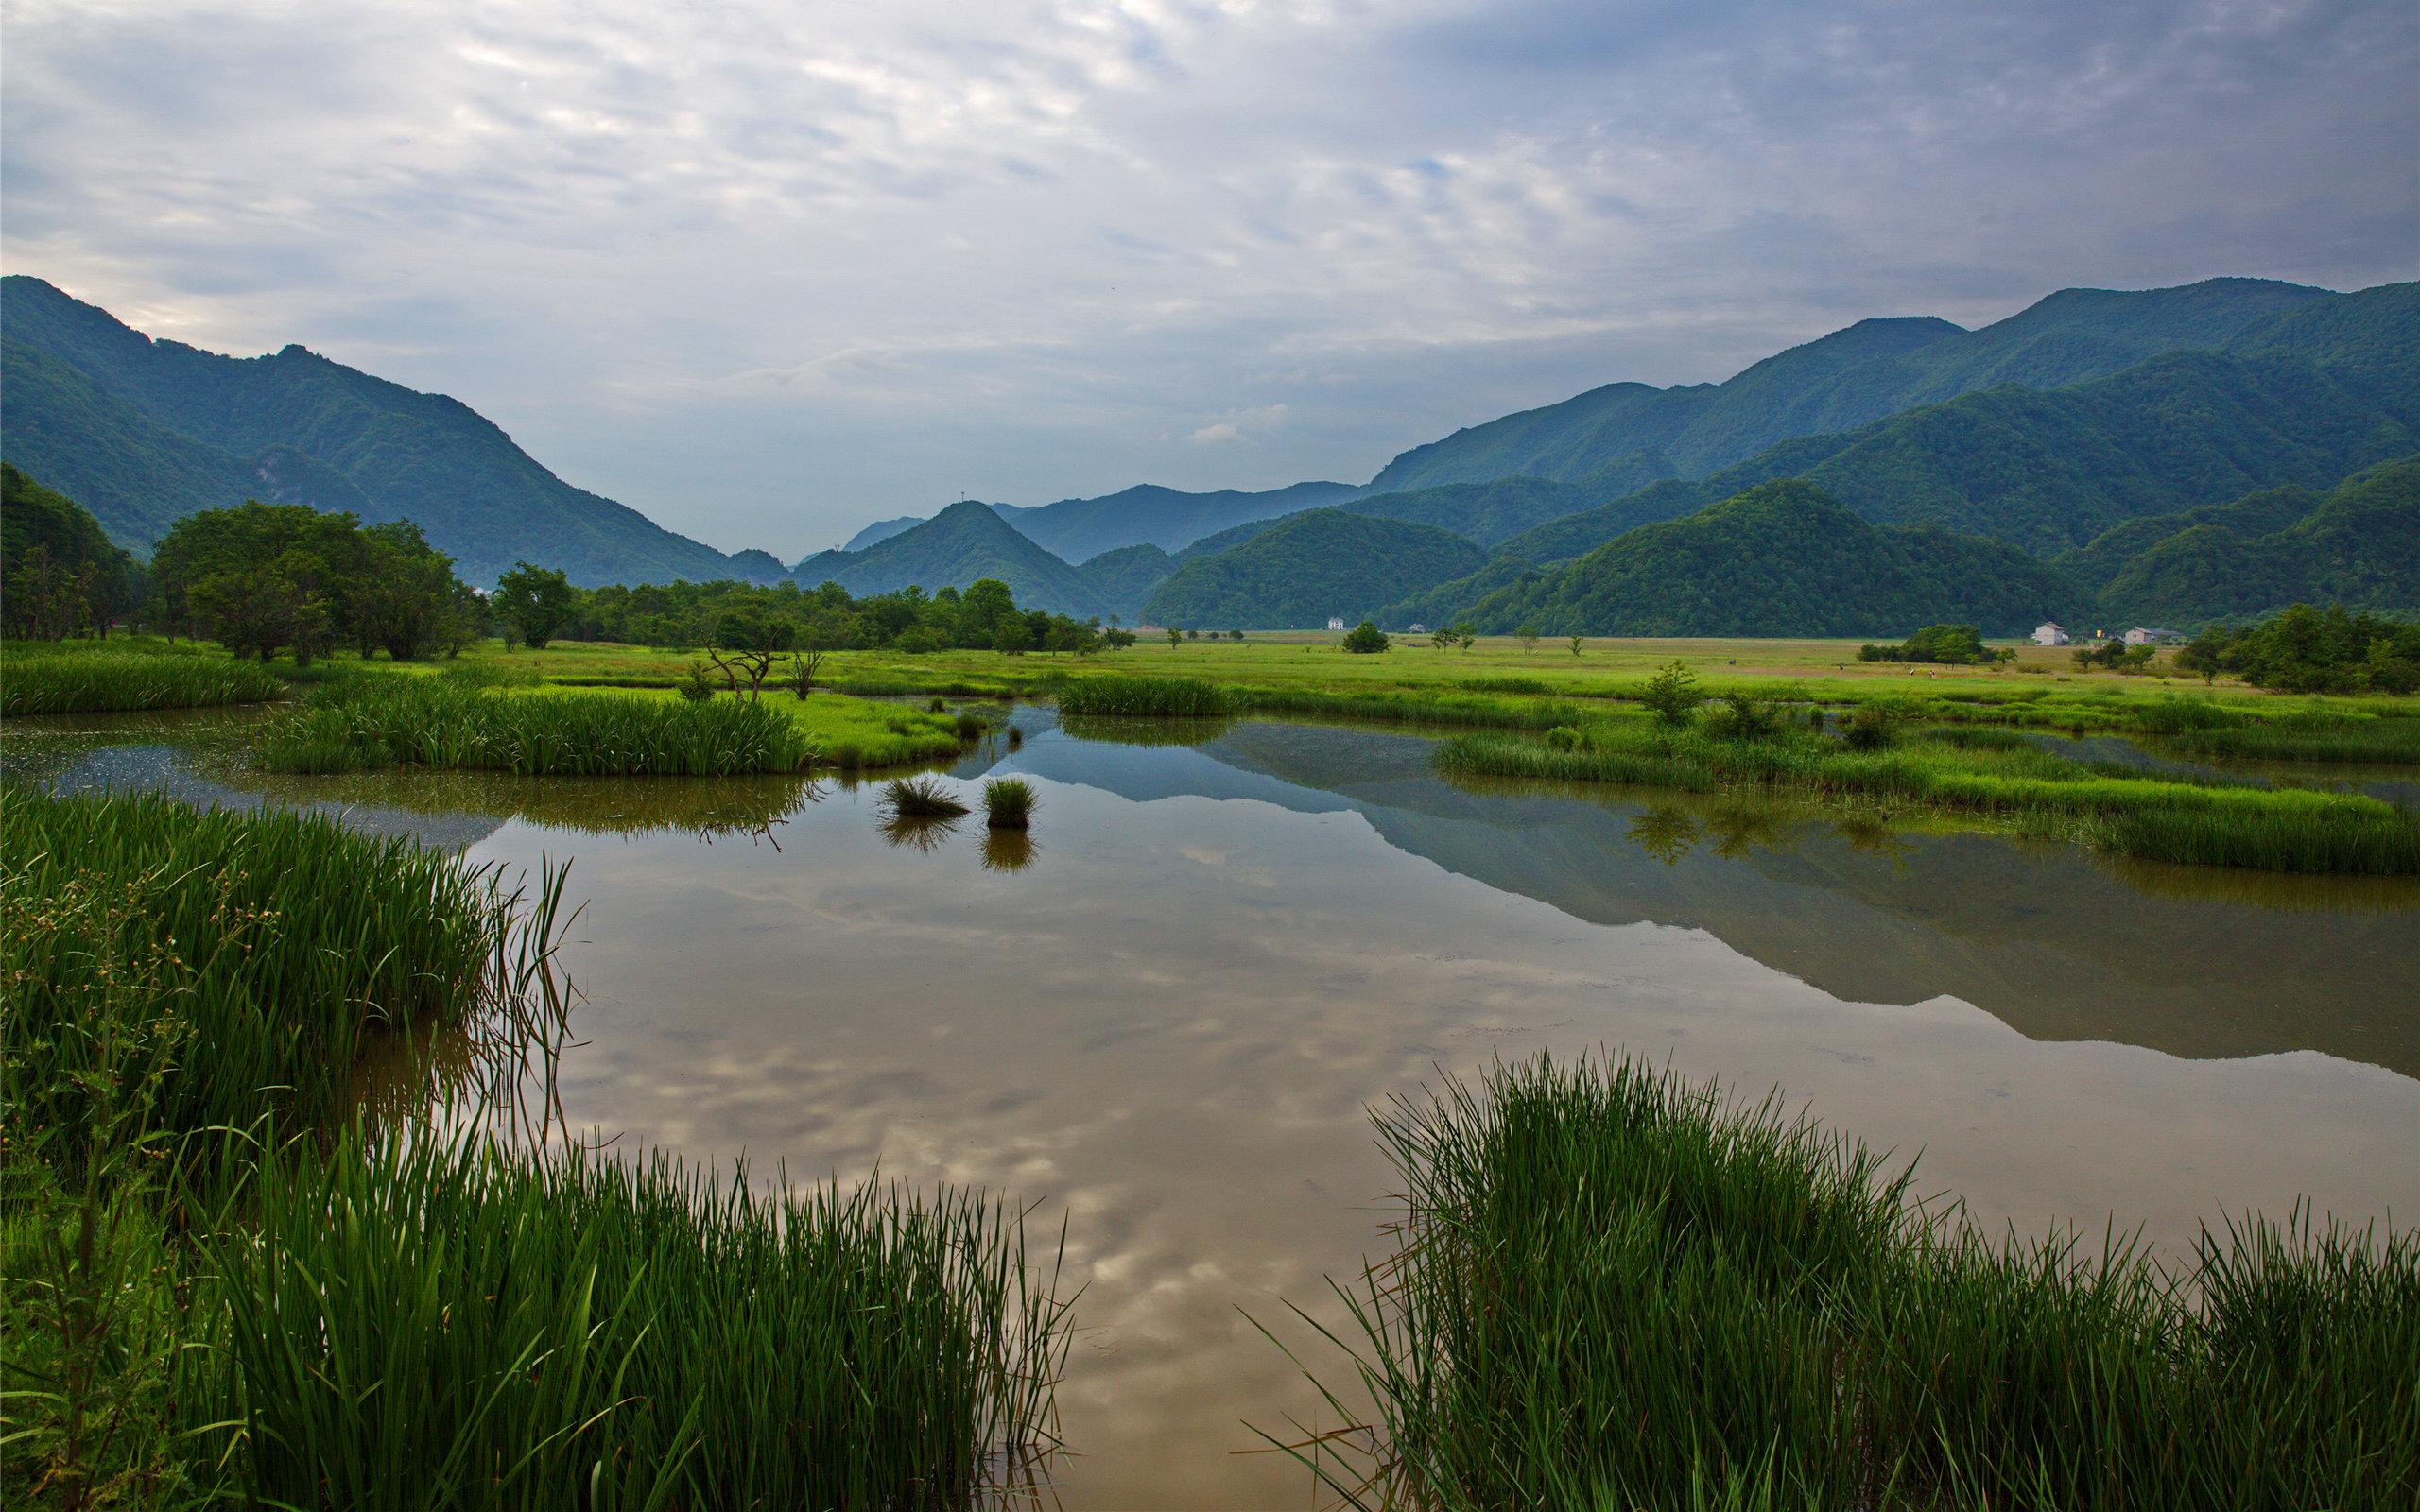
[[990, 479, 1362, 560], [1488, 294, 2417, 564], [839, 514, 927, 552], [1073, 542, 1177, 622], [791, 499, 1112, 618], [1462, 480, 2085, 637], [1140, 509, 1489, 629], [1367, 278, 2338, 493], [1339, 470, 1668, 548], [0, 275, 758, 586], [1374, 556, 1547, 631], [2086, 456, 2420, 627], [1, 463, 143, 620]]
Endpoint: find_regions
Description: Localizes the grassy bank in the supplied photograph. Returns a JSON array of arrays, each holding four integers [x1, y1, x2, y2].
[[0, 787, 1067, 1507], [3, 639, 286, 715], [1272, 1055, 2417, 1510], [1435, 720, 2420, 874]]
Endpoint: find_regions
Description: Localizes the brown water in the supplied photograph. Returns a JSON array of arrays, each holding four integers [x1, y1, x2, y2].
[[11, 707, 2420, 1507]]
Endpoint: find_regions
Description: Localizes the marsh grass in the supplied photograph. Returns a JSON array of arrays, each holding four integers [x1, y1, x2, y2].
[[1058, 674, 1236, 717], [2, 786, 1071, 1508], [208, 1129, 1068, 1510], [1265, 1055, 2418, 1510], [258, 676, 813, 776], [881, 774, 972, 818], [3, 642, 285, 716], [983, 777, 1038, 830], [1435, 724, 2420, 874]]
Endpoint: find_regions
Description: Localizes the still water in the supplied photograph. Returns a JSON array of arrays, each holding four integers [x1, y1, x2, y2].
[[11, 706, 2419, 1507]]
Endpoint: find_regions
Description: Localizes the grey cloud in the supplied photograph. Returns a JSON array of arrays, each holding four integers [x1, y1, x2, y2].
[[3, 0, 2412, 558]]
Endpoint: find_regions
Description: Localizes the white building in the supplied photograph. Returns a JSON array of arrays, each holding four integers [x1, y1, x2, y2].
[[2032, 622, 2070, 646], [1326, 616, 1347, 631], [2124, 626, 2186, 647]]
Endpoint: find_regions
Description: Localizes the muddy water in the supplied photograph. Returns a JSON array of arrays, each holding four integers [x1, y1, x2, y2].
[[10, 707, 2419, 1508]]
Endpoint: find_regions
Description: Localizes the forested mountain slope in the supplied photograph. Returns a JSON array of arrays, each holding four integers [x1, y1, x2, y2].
[[1140, 509, 1488, 628], [0, 276, 761, 586]]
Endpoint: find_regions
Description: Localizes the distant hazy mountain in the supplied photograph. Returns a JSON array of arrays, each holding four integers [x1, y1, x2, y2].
[[1461, 480, 2085, 637], [0, 276, 764, 586], [840, 514, 927, 552], [791, 499, 1112, 618], [989, 479, 1364, 560], [1141, 508, 1488, 628], [1366, 278, 2338, 493]]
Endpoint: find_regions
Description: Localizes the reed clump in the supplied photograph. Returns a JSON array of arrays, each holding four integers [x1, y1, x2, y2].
[[1270, 1055, 2418, 1510], [881, 774, 972, 818], [983, 777, 1038, 830], [1057, 674, 1236, 718], [258, 676, 813, 776], [3, 643, 285, 716]]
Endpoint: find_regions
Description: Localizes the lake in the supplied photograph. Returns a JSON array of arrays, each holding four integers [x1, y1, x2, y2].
[[9, 704, 2418, 1507]]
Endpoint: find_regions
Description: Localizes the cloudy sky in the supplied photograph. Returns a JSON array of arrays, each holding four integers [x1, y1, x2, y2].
[[6, 0, 2414, 557]]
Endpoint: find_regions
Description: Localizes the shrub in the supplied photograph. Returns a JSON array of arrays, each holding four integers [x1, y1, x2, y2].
[[1341, 621, 1391, 654], [879, 775, 970, 818], [1842, 707, 1897, 750], [1544, 726, 1583, 751], [983, 778, 1038, 830], [1638, 660, 1703, 726], [678, 662, 718, 701]]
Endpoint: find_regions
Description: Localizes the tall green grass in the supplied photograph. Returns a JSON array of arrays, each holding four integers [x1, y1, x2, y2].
[[259, 676, 813, 776], [983, 777, 1037, 830], [1435, 725, 2420, 874], [1057, 674, 1236, 717], [0, 784, 530, 1153], [3, 643, 285, 715], [1266, 1055, 2418, 1510], [208, 1129, 1067, 1510]]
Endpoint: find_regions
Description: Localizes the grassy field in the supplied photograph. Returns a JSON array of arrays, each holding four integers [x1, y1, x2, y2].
[[1269, 1055, 2418, 1510], [0, 786, 1069, 1509], [3, 637, 286, 715]]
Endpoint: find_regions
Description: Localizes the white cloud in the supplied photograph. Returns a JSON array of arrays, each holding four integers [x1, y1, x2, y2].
[[4, 0, 2412, 557]]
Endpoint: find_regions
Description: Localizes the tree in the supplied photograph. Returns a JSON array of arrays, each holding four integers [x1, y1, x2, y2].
[[1, 466, 140, 639], [1341, 620, 1390, 654], [1517, 625, 1540, 653], [1430, 626, 1456, 651], [993, 614, 1033, 655], [1639, 660, 1703, 726], [1454, 623, 1478, 651], [1167, 627, 1184, 648], [494, 561, 576, 649], [1569, 634, 1584, 657]]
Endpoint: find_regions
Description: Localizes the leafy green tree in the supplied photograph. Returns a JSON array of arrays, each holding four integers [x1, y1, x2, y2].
[[494, 561, 576, 649], [993, 614, 1033, 655], [1517, 625, 1539, 653], [1640, 660, 1703, 726], [1569, 635, 1584, 657], [1167, 627, 1183, 648], [0, 465, 140, 639], [1341, 620, 1390, 654]]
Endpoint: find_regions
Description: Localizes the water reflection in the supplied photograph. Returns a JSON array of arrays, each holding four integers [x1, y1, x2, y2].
[[8, 702, 2417, 1508], [880, 812, 967, 850]]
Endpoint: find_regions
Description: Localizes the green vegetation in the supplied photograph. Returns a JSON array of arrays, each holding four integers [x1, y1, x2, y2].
[[1059, 674, 1238, 717], [1270, 1054, 2416, 1509], [983, 777, 1038, 830], [1141, 508, 1490, 629], [1342, 620, 1391, 654], [150, 500, 481, 662], [2, 273, 747, 585], [259, 676, 816, 775], [1, 464, 142, 639], [1859, 622, 2002, 664], [2178, 605, 2420, 694], [1461, 481, 2087, 637], [2, 638, 285, 715], [1434, 716, 2420, 874], [1, 787, 1068, 1508], [989, 479, 1360, 562], [1074, 541, 1178, 621], [1341, 474, 1641, 548], [881, 774, 973, 819], [562, 570, 1124, 657]]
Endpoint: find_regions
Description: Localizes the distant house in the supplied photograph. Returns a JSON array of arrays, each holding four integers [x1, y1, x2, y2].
[[1326, 616, 1347, 631], [2032, 622, 2070, 646], [1408, 623, 1428, 635], [2124, 626, 2186, 647]]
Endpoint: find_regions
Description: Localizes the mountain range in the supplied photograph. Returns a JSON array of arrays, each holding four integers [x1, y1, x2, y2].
[[5, 271, 2414, 634]]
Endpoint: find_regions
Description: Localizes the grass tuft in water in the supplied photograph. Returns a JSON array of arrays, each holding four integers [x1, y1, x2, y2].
[[3, 641, 286, 715], [1057, 675, 1236, 718], [983, 778, 1038, 830], [880, 774, 972, 818]]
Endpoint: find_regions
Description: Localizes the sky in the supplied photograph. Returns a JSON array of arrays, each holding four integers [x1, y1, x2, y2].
[[5, 0, 2415, 558]]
